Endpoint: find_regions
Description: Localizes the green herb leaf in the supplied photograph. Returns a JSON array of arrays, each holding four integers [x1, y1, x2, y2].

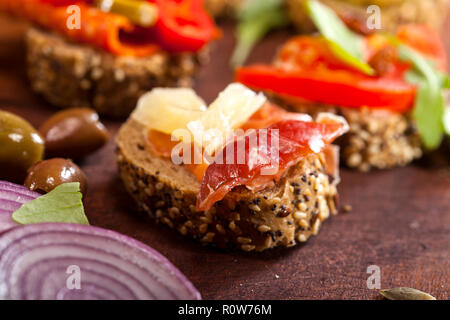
[[444, 106, 450, 136], [304, 0, 374, 75], [444, 75, 450, 89], [412, 83, 444, 149], [399, 44, 445, 150], [231, 0, 288, 67], [12, 182, 89, 225]]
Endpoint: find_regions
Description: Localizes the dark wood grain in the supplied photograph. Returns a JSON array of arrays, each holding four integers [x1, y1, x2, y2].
[[0, 13, 449, 300]]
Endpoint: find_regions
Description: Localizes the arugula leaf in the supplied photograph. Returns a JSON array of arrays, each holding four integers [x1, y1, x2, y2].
[[444, 75, 450, 89], [398, 44, 445, 149], [412, 83, 444, 149], [231, 0, 288, 67], [12, 182, 89, 225], [304, 0, 374, 75], [444, 106, 450, 136]]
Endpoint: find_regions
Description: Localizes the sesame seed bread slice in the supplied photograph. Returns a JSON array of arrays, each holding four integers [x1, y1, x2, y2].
[[116, 118, 340, 251], [274, 97, 422, 171], [26, 27, 206, 118]]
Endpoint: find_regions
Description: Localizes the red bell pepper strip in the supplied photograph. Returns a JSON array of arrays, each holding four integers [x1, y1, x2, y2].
[[236, 64, 416, 113], [147, 0, 220, 53], [196, 117, 348, 211]]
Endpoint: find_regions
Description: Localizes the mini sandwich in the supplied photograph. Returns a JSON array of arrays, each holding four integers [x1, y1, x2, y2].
[[285, 0, 450, 33], [0, 0, 218, 118], [116, 84, 348, 251], [236, 1, 450, 171]]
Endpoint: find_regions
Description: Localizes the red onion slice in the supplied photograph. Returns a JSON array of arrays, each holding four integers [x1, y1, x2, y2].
[[0, 223, 201, 300], [0, 181, 40, 232]]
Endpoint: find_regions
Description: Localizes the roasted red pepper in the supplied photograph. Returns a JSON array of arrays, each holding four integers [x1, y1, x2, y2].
[[147, 0, 219, 53], [236, 64, 416, 113]]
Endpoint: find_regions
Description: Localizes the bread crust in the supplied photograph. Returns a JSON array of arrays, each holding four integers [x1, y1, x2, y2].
[[116, 119, 339, 251], [285, 0, 450, 33], [26, 28, 206, 118]]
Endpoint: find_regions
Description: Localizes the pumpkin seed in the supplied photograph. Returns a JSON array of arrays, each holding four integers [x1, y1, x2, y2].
[[379, 287, 436, 300]]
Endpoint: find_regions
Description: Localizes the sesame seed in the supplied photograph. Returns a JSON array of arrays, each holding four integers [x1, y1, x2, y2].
[[298, 219, 309, 228], [297, 233, 308, 242], [201, 232, 215, 243], [296, 201, 307, 211], [257, 225, 271, 233], [293, 211, 307, 220], [162, 217, 173, 228], [179, 226, 188, 236], [216, 224, 226, 235], [169, 207, 179, 219], [199, 224, 208, 234], [200, 216, 211, 223], [249, 204, 261, 212], [241, 244, 256, 252], [237, 237, 252, 244], [312, 219, 321, 235]]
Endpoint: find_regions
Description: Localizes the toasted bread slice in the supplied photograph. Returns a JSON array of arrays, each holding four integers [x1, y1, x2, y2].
[[116, 118, 340, 251], [274, 98, 422, 171], [26, 28, 206, 118]]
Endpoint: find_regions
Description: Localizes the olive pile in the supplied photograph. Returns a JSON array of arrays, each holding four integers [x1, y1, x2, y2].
[[0, 108, 109, 194]]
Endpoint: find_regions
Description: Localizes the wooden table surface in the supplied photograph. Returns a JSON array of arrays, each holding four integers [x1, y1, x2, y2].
[[0, 14, 449, 300]]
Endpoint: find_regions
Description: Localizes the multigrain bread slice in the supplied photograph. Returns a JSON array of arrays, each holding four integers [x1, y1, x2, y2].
[[285, 0, 450, 33], [116, 118, 339, 251], [26, 27, 206, 118], [275, 99, 422, 171]]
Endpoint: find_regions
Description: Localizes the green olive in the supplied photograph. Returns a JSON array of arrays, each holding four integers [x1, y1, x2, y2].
[[24, 158, 87, 195], [0, 110, 44, 183], [39, 108, 109, 159]]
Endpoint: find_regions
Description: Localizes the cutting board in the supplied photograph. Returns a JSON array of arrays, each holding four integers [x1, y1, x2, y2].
[[0, 13, 449, 300]]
